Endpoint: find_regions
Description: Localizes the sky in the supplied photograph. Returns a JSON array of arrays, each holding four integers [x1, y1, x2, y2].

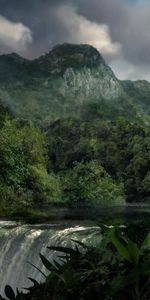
[[0, 0, 149, 80]]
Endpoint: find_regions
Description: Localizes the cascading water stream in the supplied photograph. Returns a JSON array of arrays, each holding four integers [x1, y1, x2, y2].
[[0, 221, 101, 297]]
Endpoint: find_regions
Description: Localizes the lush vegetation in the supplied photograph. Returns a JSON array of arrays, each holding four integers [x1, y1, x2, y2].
[[0, 44, 150, 219], [1, 43, 150, 300], [1, 98, 150, 220], [47, 117, 150, 203], [1, 223, 150, 300]]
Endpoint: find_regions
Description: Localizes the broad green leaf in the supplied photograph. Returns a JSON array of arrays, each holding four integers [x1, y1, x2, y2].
[[110, 229, 131, 262], [142, 232, 150, 248], [127, 239, 140, 266]]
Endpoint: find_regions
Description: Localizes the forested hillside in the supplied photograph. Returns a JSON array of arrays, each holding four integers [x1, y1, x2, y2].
[[0, 43, 148, 123], [0, 43, 150, 218], [1, 104, 150, 218]]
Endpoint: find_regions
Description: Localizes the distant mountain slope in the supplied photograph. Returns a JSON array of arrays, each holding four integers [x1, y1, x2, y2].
[[122, 80, 150, 117], [0, 43, 148, 123]]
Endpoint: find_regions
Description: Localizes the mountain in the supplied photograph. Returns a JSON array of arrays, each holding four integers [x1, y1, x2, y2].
[[122, 80, 150, 118], [0, 43, 149, 123], [34, 43, 122, 100]]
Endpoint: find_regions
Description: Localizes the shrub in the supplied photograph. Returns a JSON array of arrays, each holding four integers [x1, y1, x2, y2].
[[61, 160, 125, 206]]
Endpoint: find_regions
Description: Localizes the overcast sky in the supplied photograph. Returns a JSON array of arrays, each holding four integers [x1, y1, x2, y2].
[[0, 0, 150, 80]]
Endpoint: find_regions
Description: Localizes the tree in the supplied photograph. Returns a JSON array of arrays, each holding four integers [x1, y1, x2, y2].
[[61, 160, 124, 206], [0, 120, 61, 207]]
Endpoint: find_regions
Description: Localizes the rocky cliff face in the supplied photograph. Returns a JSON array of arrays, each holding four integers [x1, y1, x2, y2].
[[35, 43, 122, 101], [0, 43, 145, 122]]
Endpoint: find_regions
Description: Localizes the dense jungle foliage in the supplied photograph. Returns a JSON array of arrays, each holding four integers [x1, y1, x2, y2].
[[0, 98, 150, 219]]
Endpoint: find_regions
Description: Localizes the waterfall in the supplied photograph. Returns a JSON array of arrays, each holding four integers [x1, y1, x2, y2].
[[0, 221, 101, 297]]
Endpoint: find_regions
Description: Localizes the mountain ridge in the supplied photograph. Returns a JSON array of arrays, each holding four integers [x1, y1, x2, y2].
[[0, 43, 149, 123]]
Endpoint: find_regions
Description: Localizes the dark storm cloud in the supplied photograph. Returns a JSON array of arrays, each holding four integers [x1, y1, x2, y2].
[[0, 0, 150, 79], [0, 0, 124, 58], [0, 0, 70, 57], [76, 0, 150, 66]]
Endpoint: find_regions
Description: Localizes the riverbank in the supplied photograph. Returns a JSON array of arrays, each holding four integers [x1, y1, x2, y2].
[[0, 203, 150, 224]]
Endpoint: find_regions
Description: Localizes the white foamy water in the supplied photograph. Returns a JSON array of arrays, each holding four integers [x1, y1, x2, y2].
[[0, 221, 101, 296]]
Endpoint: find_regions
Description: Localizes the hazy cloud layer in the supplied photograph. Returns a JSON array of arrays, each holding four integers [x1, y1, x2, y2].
[[56, 5, 122, 57], [0, 0, 150, 80], [0, 15, 32, 54]]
